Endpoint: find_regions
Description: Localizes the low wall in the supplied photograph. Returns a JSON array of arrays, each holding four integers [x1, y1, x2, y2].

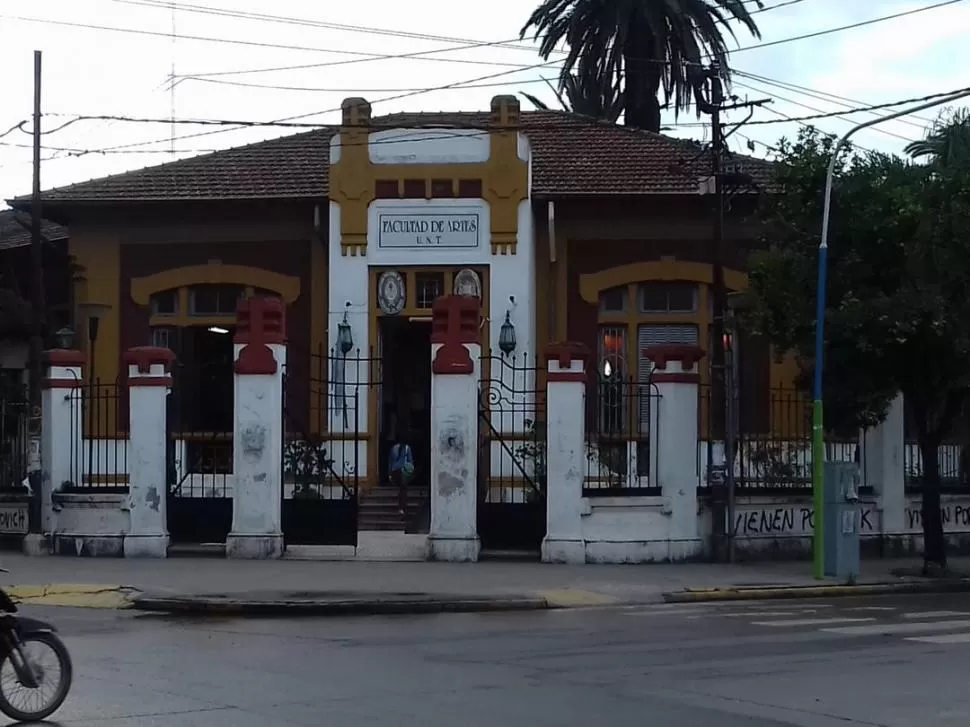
[[705, 494, 970, 561], [581, 496, 704, 564], [52, 492, 128, 557]]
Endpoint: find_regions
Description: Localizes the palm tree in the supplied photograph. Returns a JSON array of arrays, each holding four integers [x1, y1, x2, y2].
[[520, 0, 763, 133], [905, 108, 970, 168], [520, 69, 623, 122]]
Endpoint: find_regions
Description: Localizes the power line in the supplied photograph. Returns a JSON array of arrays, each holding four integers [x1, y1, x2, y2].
[[0, 14, 545, 71], [114, 0, 802, 57], [67, 58, 566, 153], [751, 0, 807, 14], [170, 39, 549, 81], [110, 0, 549, 55], [725, 0, 966, 57], [172, 75, 556, 94], [733, 70, 934, 129], [756, 105, 876, 154], [739, 84, 970, 127], [733, 81, 916, 142], [1, 142, 223, 156], [0, 121, 27, 141]]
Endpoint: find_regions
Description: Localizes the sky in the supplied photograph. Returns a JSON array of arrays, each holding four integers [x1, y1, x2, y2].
[[1, 0, 969, 206]]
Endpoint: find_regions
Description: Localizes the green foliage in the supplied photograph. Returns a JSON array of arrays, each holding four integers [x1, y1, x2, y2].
[[747, 119, 970, 566], [520, 0, 763, 131], [746, 127, 924, 432], [283, 438, 337, 499], [513, 418, 546, 502]]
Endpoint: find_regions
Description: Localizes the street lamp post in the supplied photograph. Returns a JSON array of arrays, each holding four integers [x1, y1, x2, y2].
[[812, 90, 970, 580]]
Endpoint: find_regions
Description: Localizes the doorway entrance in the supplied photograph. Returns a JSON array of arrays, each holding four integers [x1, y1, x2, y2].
[[371, 317, 432, 532], [167, 324, 235, 544]]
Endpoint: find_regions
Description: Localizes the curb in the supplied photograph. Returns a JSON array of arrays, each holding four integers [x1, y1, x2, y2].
[[6, 584, 136, 610], [662, 578, 970, 603], [130, 594, 552, 617]]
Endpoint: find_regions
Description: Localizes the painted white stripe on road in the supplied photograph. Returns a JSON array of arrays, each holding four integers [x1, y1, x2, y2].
[[905, 632, 970, 644], [822, 619, 970, 636], [724, 611, 807, 617], [751, 617, 876, 627], [848, 606, 897, 612], [902, 611, 970, 619]]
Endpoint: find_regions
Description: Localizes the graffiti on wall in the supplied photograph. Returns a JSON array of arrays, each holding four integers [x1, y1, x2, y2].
[[732, 505, 876, 538], [732, 498, 970, 538], [906, 502, 970, 531]]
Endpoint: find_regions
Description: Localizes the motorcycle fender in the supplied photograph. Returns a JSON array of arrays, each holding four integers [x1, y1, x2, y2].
[[13, 616, 57, 635]]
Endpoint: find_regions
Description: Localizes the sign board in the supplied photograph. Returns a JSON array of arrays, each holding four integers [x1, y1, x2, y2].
[[377, 209, 481, 249], [0, 505, 29, 535]]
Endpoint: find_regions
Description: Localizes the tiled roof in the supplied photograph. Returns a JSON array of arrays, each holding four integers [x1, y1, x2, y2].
[[0, 209, 68, 251], [8, 110, 773, 206]]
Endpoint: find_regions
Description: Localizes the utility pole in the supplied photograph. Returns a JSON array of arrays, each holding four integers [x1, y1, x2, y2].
[[28, 50, 46, 516], [695, 60, 770, 563]]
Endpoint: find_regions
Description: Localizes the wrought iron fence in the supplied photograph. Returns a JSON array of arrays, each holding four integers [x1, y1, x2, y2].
[[904, 441, 966, 492], [478, 351, 546, 551], [0, 387, 29, 492], [72, 378, 128, 491], [584, 375, 662, 496], [165, 361, 233, 544], [698, 384, 860, 494], [284, 347, 377, 498]]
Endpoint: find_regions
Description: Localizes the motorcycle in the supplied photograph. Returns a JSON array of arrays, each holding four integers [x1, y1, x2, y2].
[[0, 568, 73, 722]]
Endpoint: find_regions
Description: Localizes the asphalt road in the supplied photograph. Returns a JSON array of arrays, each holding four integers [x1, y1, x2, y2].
[[12, 592, 970, 726]]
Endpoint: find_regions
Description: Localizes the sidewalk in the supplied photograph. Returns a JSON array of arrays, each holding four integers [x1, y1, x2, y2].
[[3, 554, 970, 614]]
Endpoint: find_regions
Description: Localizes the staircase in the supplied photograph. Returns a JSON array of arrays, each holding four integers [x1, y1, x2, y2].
[[358, 484, 430, 532]]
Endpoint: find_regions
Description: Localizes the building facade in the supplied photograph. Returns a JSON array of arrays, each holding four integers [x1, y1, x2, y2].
[[16, 94, 915, 561]]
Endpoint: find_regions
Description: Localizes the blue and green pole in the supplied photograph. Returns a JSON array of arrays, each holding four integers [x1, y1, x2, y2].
[[812, 90, 970, 580]]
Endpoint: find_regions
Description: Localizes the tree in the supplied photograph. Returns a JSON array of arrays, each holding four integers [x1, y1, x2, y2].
[[746, 125, 970, 572], [519, 53, 622, 121], [905, 108, 970, 167], [520, 0, 763, 133], [520, 67, 623, 122]]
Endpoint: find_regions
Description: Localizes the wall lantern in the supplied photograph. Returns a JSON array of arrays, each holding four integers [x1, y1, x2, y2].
[[337, 307, 354, 355], [602, 359, 613, 378], [498, 311, 516, 356], [54, 327, 75, 350]]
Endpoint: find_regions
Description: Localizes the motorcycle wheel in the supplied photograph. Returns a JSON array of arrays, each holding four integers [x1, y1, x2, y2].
[[0, 631, 73, 722]]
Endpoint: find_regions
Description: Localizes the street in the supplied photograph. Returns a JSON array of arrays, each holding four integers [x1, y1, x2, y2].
[[13, 592, 970, 726]]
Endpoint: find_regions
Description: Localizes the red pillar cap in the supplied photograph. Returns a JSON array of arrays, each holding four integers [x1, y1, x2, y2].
[[123, 346, 176, 374], [545, 342, 591, 369], [642, 344, 705, 371], [43, 349, 85, 367]]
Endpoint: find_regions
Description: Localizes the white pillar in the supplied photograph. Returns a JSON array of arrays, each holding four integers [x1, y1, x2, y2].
[[31, 349, 85, 554], [644, 345, 705, 561], [862, 393, 905, 535], [227, 297, 286, 559], [541, 342, 589, 564], [121, 346, 174, 558], [428, 295, 481, 562]]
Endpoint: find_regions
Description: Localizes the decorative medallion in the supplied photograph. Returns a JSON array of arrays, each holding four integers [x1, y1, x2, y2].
[[453, 268, 482, 299], [377, 271, 406, 315]]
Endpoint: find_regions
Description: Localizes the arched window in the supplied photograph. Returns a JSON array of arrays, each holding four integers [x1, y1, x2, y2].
[[590, 282, 702, 488], [596, 281, 701, 380]]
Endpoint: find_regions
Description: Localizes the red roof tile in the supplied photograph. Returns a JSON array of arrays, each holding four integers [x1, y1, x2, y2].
[[8, 110, 773, 206]]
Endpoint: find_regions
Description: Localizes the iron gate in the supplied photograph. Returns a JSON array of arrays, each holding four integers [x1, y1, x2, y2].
[[478, 351, 546, 552], [166, 361, 233, 544], [280, 348, 375, 547]]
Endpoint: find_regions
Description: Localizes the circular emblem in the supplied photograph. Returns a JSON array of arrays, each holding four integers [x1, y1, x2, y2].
[[453, 268, 481, 299], [377, 271, 405, 315]]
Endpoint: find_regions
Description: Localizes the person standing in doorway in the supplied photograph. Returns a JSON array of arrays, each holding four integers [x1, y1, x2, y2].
[[388, 428, 415, 519]]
